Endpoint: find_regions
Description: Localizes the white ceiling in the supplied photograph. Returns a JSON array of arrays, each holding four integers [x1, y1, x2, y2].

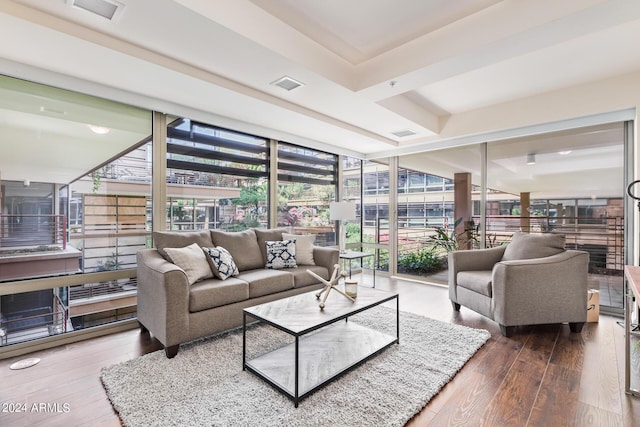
[[0, 0, 638, 192]]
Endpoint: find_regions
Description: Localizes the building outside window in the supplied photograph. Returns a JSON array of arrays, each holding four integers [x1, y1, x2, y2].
[[277, 142, 337, 246], [166, 118, 269, 231]]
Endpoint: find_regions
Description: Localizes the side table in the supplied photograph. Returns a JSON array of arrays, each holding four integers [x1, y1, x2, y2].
[[339, 251, 375, 287]]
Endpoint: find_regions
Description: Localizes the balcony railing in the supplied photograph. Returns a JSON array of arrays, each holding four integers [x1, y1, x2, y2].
[[395, 214, 624, 282], [0, 293, 67, 346], [0, 215, 67, 250]]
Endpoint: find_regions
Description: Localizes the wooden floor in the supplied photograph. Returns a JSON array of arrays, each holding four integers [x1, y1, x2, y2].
[[1, 275, 639, 426]]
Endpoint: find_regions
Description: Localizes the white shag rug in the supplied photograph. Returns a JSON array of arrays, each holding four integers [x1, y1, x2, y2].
[[101, 307, 490, 427]]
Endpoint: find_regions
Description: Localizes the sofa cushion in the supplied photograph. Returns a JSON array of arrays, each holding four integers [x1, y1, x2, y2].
[[254, 228, 287, 264], [202, 246, 239, 280], [265, 240, 297, 269], [189, 277, 249, 312], [287, 265, 330, 288], [163, 243, 213, 285], [457, 270, 493, 297], [237, 269, 294, 298], [210, 229, 263, 271], [502, 232, 566, 261], [283, 233, 316, 265], [154, 230, 213, 260]]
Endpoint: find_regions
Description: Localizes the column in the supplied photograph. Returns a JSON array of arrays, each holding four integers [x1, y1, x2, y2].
[[454, 172, 472, 249], [152, 112, 167, 234], [520, 192, 530, 232]]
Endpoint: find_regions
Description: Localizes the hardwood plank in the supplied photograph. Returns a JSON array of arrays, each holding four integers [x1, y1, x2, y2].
[[423, 336, 498, 415], [481, 328, 558, 426], [611, 314, 640, 426], [574, 401, 623, 426], [424, 371, 503, 427], [528, 363, 581, 426], [549, 324, 586, 370], [1, 276, 638, 427], [579, 316, 623, 414]]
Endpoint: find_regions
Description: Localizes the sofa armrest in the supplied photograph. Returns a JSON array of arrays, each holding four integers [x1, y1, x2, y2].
[[312, 246, 340, 273], [492, 250, 589, 326], [136, 249, 191, 347]]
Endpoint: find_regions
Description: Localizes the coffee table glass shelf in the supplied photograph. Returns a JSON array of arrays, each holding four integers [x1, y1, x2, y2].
[[243, 286, 399, 407]]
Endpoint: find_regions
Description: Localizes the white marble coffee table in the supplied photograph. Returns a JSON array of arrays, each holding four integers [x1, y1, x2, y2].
[[243, 286, 399, 407]]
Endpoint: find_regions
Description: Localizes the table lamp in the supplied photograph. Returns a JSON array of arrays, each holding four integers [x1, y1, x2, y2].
[[329, 201, 356, 253]]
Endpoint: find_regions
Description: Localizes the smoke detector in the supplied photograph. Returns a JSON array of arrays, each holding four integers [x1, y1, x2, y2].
[[67, 0, 126, 21], [271, 76, 305, 91]]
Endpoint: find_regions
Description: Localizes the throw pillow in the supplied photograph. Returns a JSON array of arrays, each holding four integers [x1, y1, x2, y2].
[[502, 231, 566, 261], [163, 243, 213, 285], [254, 228, 288, 264], [202, 246, 239, 280], [282, 232, 316, 265], [265, 240, 297, 269]]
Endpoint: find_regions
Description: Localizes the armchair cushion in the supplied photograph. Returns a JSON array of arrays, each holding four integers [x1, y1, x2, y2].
[[502, 232, 565, 261], [457, 270, 493, 297]]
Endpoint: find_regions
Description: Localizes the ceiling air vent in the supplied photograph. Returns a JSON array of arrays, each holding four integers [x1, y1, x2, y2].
[[391, 129, 417, 138], [271, 76, 305, 91], [67, 0, 125, 21]]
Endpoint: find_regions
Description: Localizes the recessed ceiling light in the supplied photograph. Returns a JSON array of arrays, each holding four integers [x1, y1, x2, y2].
[[88, 124, 110, 134], [67, 0, 125, 21], [270, 76, 305, 91], [40, 106, 67, 115], [391, 129, 416, 138], [558, 150, 572, 155]]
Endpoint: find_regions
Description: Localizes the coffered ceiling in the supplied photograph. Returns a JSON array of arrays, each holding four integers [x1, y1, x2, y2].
[[0, 0, 638, 189]]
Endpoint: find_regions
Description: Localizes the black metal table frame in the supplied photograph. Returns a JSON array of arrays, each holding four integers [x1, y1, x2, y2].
[[340, 251, 376, 287], [242, 293, 399, 407]]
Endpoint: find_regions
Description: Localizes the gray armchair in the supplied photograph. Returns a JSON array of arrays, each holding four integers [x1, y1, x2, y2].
[[448, 232, 589, 337]]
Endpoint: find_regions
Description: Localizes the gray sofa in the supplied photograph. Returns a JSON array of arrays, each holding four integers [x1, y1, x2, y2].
[[136, 228, 339, 357], [448, 231, 589, 337]]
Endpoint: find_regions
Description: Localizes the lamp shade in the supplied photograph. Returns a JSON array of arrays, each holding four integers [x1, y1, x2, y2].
[[329, 201, 356, 221]]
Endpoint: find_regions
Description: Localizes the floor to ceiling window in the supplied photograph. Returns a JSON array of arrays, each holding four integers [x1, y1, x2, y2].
[[390, 122, 627, 315], [165, 118, 269, 231], [276, 142, 337, 246], [343, 156, 363, 249], [486, 123, 626, 313], [0, 74, 152, 345], [0, 68, 630, 352], [396, 144, 483, 281], [361, 160, 391, 272]]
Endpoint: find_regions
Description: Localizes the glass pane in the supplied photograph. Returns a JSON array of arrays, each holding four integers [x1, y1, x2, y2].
[[166, 118, 269, 232], [277, 143, 337, 246], [362, 161, 390, 247], [487, 123, 625, 310], [0, 74, 153, 345], [343, 157, 362, 248], [398, 144, 481, 281]]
